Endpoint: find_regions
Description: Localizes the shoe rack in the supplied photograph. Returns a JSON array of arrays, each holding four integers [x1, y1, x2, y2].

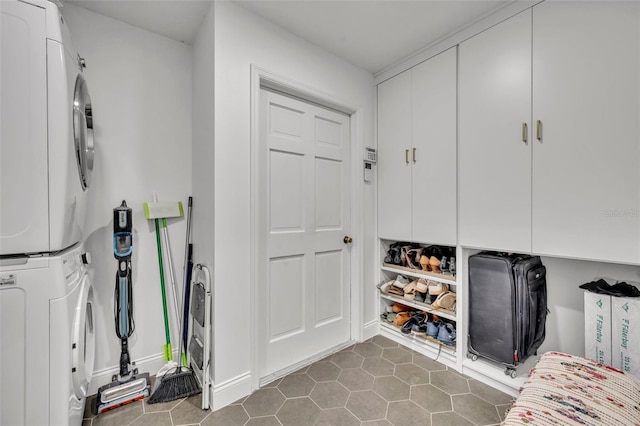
[[377, 239, 460, 369]]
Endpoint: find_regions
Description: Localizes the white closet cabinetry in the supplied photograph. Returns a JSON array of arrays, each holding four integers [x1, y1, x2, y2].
[[377, 48, 457, 245], [459, 3, 640, 264], [458, 10, 532, 253], [531, 1, 640, 264]]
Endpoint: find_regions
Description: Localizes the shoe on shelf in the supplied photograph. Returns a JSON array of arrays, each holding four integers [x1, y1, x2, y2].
[[401, 313, 426, 335], [432, 291, 456, 311], [416, 278, 429, 293], [448, 257, 456, 275], [377, 280, 394, 293], [406, 248, 424, 269], [411, 320, 428, 336], [392, 275, 409, 289], [440, 256, 448, 271], [429, 256, 441, 273], [414, 291, 427, 303], [426, 320, 442, 338], [392, 302, 412, 313], [394, 311, 412, 327], [403, 280, 418, 300], [427, 281, 449, 304], [437, 322, 456, 346], [419, 255, 430, 271]]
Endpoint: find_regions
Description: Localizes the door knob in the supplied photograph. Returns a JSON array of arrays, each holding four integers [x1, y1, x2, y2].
[[343, 236, 353, 244]]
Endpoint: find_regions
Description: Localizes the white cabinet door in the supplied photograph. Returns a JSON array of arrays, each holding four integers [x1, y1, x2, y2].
[[532, 1, 640, 264], [459, 10, 532, 253], [412, 48, 457, 246], [378, 70, 412, 241]]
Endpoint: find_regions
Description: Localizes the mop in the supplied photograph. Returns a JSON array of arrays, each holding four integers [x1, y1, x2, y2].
[[95, 201, 151, 413], [144, 198, 200, 403]]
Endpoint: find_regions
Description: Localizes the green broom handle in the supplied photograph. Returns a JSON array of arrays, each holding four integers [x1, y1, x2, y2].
[[155, 218, 173, 361]]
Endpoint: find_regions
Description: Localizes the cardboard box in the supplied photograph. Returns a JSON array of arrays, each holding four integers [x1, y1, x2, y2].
[[612, 297, 640, 378], [584, 292, 611, 364]]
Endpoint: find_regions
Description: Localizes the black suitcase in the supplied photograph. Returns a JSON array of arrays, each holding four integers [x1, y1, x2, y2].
[[468, 251, 547, 377]]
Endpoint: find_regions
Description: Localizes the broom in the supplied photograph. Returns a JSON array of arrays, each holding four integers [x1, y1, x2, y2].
[[146, 199, 200, 403], [148, 274, 201, 403]]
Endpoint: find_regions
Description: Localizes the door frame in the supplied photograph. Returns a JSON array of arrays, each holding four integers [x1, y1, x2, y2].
[[249, 64, 365, 391]]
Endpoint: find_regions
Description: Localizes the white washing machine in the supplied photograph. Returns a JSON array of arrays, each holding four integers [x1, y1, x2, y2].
[[0, 244, 96, 425], [0, 1, 97, 424], [0, 0, 94, 256]]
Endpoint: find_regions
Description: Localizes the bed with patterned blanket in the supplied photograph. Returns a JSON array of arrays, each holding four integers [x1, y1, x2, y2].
[[502, 351, 640, 425]]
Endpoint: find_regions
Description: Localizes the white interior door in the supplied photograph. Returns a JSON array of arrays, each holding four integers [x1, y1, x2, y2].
[[258, 88, 351, 381]]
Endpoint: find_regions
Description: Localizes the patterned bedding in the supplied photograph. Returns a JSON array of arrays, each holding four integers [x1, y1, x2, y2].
[[503, 351, 640, 425]]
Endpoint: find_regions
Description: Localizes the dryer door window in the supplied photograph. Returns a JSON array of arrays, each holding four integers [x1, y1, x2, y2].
[[73, 73, 94, 190], [71, 275, 95, 399]]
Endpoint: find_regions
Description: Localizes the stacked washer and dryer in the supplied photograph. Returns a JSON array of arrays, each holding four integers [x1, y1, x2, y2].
[[1, 0, 97, 424]]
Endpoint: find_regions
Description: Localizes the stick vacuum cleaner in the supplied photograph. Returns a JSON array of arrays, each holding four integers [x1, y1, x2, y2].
[[96, 201, 151, 413]]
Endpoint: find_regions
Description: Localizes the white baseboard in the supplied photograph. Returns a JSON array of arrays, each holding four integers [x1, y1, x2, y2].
[[362, 319, 379, 341], [212, 372, 252, 411]]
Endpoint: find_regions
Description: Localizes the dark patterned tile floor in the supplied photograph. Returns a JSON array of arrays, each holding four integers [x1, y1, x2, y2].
[[83, 335, 513, 426]]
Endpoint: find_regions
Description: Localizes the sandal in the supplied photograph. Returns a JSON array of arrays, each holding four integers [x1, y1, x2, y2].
[[394, 311, 412, 327], [403, 279, 418, 300], [429, 256, 441, 273], [419, 255, 430, 271], [427, 281, 449, 304], [432, 291, 456, 311]]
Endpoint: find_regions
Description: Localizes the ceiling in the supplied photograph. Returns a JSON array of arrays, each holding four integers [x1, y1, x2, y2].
[[63, 0, 513, 75]]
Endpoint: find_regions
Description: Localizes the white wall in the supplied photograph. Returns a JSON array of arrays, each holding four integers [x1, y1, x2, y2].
[[212, 1, 376, 407], [61, 4, 193, 393], [538, 256, 640, 356], [192, 5, 215, 272], [191, 2, 215, 407]]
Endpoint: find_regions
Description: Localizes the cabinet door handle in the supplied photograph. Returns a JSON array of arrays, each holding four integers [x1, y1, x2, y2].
[[405, 149, 409, 164], [412, 148, 416, 163], [522, 122, 528, 143], [536, 120, 542, 141]]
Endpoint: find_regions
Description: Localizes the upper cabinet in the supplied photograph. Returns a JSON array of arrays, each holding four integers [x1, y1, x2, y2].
[[378, 69, 412, 241], [459, 2, 640, 264], [377, 48, 457, 245], [531, 1, 639, 264], [459, 10, 532, 253]]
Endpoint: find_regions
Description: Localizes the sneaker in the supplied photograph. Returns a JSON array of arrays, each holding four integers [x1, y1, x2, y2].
[[426, 320, 441, 338], [414, 291, 427, 303], [437, 323, 456, 346], [392, 275, 409, 289], [401, 313, 426, 335]]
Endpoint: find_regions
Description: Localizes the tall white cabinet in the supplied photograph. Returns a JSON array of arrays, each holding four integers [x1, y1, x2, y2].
[[458, 10, 532, 253], [531, 1, 640, 264], [459, 2, 640, 264], [377, 47, 457, 246]]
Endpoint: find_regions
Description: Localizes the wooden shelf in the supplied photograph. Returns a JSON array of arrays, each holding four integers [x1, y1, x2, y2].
[[379, 292, 456, 322], [382, 263, 456, 285]]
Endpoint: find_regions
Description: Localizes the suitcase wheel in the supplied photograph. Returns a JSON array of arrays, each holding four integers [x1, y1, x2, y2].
[[468, 353, 478, 361], [504, 368, 517, 379]]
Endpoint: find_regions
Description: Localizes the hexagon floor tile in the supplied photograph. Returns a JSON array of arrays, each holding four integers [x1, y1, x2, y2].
[[83, 334, 514, 425]]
